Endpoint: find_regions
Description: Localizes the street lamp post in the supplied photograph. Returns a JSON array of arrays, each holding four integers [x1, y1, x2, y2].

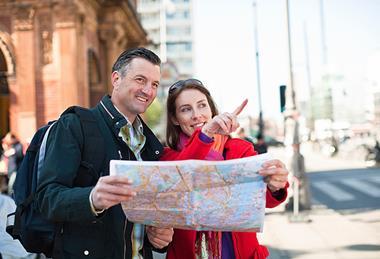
[[285, 0, 296, 114], [252, 1, 264, 138], [284, 0, 311, 220]]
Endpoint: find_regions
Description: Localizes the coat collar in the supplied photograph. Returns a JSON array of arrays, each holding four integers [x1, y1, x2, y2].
[[97, 95, 163, 160]]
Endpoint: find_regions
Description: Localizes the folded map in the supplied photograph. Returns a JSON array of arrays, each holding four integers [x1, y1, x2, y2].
[[110, 153, 271, 232]]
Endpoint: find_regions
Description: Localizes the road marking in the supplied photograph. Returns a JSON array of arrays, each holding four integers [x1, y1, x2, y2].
[[341, 178, 380, 198], [369, 176, 380, 185], [313, 181, 355, 201]]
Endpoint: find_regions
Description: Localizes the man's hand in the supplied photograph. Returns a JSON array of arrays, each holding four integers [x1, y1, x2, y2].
[[146, 226, 174, 249], [91, 175, 136, 210]]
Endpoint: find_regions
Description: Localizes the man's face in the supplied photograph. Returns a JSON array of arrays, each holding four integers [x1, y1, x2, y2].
[[111, 58, 160, 121], [172, 89, 213, 137]]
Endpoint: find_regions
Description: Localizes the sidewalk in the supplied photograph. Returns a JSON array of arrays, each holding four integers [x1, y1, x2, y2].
[[259, 207, 380, 259], [269, 143, 369, 173], [259, 145, 380, 259]]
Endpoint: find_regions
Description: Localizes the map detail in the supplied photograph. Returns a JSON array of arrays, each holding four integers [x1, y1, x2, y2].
[[110, 153, 271, 232]]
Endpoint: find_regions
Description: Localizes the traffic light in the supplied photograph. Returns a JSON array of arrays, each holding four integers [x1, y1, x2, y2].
[[279, 85, 286, 112]]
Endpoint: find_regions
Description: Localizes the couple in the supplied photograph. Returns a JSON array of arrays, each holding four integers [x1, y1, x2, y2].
[[36, 47, 289, 259]]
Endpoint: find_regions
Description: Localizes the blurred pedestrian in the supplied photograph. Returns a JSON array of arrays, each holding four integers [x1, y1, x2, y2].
[[330, 135, 339, 157], [1, 133, 24, 195], [162, 79, 289, 259], [255, 133, 268, 154], [0, 145, 7, 193], [0, 193, 38, 258], [236, 127, 254, 144]]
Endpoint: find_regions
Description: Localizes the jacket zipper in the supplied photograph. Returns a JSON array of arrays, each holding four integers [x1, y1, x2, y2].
[[118, 149, 127, 259], [123, 220, 127, 259]]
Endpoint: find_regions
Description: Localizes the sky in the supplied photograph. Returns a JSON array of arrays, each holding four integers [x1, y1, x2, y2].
[[193, 0, 380, 123]]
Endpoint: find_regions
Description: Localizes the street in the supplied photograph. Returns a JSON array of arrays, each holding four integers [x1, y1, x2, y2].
[[309, 168, 380, 211], [260, 145, 380, 259]]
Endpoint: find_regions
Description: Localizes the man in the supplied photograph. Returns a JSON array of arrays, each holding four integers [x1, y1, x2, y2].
[[36, 48, 173, 258]]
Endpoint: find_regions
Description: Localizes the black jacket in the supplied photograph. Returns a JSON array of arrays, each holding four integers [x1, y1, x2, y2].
[[36, 95, 164, 258]]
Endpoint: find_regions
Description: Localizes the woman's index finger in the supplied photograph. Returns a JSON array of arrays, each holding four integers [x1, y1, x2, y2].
[[232, 99, 248, 116]]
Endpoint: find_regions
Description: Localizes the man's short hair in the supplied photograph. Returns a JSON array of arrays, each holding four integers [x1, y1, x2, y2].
[[112, 47, 161, 76]]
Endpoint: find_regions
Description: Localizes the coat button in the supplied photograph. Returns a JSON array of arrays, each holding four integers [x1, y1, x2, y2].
[[155, 150, 159, 155], [84, 250, 89, 256]]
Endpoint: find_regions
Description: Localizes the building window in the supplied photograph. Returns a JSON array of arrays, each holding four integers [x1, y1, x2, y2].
[[167, 27, 191, 35], [39, 14, 53, 65], [138, 0, 159, 3], [140, 12, 160, 22], [181, 59, 193, 69], [88, 49, 104, 107], [88, 49, 101, 85], [167, 42, 192, 52], [0, 51, 8, 95], [166, 10, 189, 19]]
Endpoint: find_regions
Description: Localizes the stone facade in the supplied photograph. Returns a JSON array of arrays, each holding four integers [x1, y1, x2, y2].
[[0, 0, 147, 142]]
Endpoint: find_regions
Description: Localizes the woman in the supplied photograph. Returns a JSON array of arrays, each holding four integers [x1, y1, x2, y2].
[[161, 79, 289, 259]]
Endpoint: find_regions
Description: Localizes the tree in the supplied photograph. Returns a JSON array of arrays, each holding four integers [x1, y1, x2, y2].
[[143, 98, 163, 129]]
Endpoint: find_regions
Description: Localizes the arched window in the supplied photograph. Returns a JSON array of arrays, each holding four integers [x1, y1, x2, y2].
[[87, 49, 103, 107], [0, 49, 10, 137]]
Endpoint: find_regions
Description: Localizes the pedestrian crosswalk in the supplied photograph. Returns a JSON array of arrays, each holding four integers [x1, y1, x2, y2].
[[313, 181, 355, 201], [310, 174, 380, 203], [341, 178, 380, 198], [371, 177, 380, 185]]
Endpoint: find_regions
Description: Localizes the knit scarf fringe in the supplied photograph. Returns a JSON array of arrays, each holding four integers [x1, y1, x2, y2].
[[195, 231, 222, 259]]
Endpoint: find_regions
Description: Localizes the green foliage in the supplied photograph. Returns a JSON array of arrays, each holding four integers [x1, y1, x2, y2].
[[144, 99, 163, 128]]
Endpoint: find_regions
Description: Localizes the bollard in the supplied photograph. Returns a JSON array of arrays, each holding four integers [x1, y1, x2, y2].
[[293, 176, 299, 217], [288, 159, 312, 223]]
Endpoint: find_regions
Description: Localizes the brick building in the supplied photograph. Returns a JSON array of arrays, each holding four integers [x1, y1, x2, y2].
[[0, 0, 148, 143]]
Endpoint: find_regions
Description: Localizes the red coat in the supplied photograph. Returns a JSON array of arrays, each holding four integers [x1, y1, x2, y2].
[[161, 129, 288, 259]]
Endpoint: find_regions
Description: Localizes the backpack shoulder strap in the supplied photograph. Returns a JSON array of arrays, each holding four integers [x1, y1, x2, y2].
[[36, 121, 57, 185], [63, 106, 106, 177]]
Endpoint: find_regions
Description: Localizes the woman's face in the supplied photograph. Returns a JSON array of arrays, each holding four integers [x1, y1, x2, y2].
[[172, 89, 213, 137]]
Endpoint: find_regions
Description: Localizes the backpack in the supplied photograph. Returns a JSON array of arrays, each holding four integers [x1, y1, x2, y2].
[[6, 106, 105, 257]]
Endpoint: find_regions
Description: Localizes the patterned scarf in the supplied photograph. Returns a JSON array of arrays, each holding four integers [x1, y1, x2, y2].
[[178, 131, 228, 259]]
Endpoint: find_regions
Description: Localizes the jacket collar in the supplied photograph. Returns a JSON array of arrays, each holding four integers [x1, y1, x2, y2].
[[97, 95, 163, 160], [99, 95, 128, 133]]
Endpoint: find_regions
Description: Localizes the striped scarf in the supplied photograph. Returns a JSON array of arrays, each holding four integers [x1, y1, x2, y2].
[[119, 121, 146, 259], [178, 131, 228, 259]]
